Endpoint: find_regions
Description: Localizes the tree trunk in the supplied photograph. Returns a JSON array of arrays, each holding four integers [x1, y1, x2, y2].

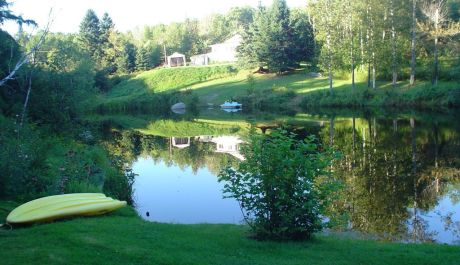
[[366, 3, 371, 88], [20, 72, 33, 127], [350, 2, 355, 92], [390, 0, 398, 88], [433, 6, 439, 86], [410, 0, 417, 86], [370, 5, 376, 89], [326, 0, 333, 94]]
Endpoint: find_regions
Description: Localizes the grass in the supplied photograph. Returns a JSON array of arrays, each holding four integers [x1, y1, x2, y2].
[[102, 65, 237, 105], [1, 202, 459, 265], [100, 65, 459, 111]]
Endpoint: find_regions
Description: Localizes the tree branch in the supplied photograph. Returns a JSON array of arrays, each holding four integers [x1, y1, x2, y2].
[[0, 9, 53, 88]]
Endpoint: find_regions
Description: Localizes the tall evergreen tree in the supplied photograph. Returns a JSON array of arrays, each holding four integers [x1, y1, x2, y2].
[[238, 0, 313, 74], [100, 12, 114, 44], [79, 9, 101, 60], [136, 45, 149, 71], [99, 12, 116, 72], [266, 0, 294, 73]]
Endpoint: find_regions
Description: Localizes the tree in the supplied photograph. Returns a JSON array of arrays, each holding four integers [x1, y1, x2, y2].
[[238, 0, 314, 74], [410, 0, 418, 86], [79, 9, 101, 60], [0, 0, 36, 26], [136, 45, 149, 71], [419, 0, 460, 85], [117, 41, 136, 73], [226, 6, 255, 32], [290, 8, 315, 64], [99, 12, 116, 73], [219, 129, 339, 240]]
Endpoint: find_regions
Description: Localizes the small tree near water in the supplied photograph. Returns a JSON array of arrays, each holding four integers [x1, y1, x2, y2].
[[219, 129, 340, 240]]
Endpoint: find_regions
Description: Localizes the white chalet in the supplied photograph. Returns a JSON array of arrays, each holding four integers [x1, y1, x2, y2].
[[191, 34, 242, 65]]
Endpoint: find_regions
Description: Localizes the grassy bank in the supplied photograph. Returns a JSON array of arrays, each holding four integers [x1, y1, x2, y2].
[[100, 66, 459, 111], [1, 203, 459, 265], [98, 65, 237, 111]]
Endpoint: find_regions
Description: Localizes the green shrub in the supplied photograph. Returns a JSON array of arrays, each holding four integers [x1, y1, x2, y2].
[[219, 129, 341, 240]]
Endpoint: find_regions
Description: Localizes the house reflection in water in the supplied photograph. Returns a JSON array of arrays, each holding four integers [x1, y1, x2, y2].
[[170, 135, 244, 160], [171, 137, 191, 149], [198, 135, 245, 161]]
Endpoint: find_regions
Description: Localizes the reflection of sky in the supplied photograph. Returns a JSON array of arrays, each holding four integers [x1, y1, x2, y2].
[[411, 191, 460, 244], [133, 157, 243, 224]]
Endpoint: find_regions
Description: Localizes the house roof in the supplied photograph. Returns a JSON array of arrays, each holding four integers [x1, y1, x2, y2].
[[210, 34, 242, 47], [168, 52, 185, 58]]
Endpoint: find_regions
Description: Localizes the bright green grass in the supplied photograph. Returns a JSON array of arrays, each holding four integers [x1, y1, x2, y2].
[[87, 114, 246, 137], [101, 65, 459, 109], [106, 65, 237, 100], [1, 202, 459, 265]]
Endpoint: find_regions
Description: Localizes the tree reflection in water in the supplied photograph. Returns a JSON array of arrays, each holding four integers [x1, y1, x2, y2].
[[320, 115, 460, 244], [100, 113, 460, 244]]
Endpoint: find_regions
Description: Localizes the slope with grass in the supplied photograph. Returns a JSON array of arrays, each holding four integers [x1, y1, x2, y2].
[[100, 66, 460, 111], [99, 65, 238, 110], [1, 202, 459, 265]]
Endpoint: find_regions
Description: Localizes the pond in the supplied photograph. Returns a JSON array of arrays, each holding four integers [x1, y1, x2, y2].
[[98, 108, 460, 244]]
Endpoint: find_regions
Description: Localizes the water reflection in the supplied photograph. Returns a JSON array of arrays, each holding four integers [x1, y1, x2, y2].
[[100, 111, 460, 244], [324, 116, 460, 244], [133, 157, 242, 224]]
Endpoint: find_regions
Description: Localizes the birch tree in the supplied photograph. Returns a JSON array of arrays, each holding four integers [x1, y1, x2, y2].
[[419, 0, 460, 85], [410, 0, 418, 86]]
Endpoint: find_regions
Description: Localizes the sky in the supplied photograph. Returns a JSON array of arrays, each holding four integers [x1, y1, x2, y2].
[[3, 0, 306, 34]]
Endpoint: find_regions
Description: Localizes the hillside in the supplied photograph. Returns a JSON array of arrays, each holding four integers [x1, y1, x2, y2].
[[99, 65, 460, 111]]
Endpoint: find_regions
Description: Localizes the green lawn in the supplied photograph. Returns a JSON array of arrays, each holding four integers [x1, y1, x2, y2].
[[1, 202, 459, 265], [102, 65, 460, 110]]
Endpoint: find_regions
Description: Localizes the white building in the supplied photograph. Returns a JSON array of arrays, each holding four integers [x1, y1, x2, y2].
[[211, 136, 244, 161], [190, 34, 242, 66], [171, 137, 190, 149], [208, 34, 242, 63], [195, 135, 244, 160], [167, 52, 186, 67]]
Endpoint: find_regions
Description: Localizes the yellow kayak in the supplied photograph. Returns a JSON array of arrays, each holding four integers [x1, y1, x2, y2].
[[6, 193, 126, 224]]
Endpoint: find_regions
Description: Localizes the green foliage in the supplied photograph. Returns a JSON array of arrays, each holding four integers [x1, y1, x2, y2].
[[0, 116, 52, 200], [103, 167, 135, 205], [0, 29, 20, 79], [237, 0, 315, 73], [301, 79, 460, 108], [219, 129, 340, 240], [0, 0, 35, 26], [135, 45, 150, 71], [117, 41, 137, 73], [79, 9, 101, 59]]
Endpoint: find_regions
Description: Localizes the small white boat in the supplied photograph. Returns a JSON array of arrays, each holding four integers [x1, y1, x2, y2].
[[220, 101, 242, 109]]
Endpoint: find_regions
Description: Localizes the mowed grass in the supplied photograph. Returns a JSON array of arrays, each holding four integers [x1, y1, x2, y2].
[[101, 65, 459, 110], [190, 70, 459, 107], [105, 65, 237, 102], [1, 202, 459, 265]]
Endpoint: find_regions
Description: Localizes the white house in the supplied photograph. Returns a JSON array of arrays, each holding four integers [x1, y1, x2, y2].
[[190, 34, 242, 66], [190, 54, 209, 66], [211, 136, 244, 160], [171, 137, 190, 149], [208, 34, 242, 63]]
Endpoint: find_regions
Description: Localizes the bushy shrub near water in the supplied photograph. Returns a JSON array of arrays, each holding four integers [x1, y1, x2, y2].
[[0, 115, 134, 202], [219, 129, 340, 240]]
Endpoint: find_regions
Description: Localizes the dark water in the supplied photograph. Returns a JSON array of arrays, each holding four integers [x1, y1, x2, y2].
[[100, 109, 460, 244]]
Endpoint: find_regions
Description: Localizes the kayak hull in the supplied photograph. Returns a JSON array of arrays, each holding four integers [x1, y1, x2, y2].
[[6, 193, 126, 224]]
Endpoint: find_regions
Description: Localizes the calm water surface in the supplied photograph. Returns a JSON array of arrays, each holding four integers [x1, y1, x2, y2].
[[102, 109, 460, 244]]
